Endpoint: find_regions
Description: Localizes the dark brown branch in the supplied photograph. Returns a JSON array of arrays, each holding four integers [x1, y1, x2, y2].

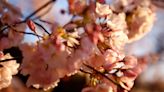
[[33, 3, 54, 20], [80, 68, 92, 75], [83, 63, 122, 87], [0, 22, 25, 34], [0, 22, 48, 39], [24, 0, 56, 21], [14, 30, 44, 39], [39, 19, 53, 25], [0, 18, 28, 32], [34, 21, 51, 35], [0, 57, 21, 62], [1, 0, 55, 34], [0, 26, 8, 34], [7, 25, 44, 38]]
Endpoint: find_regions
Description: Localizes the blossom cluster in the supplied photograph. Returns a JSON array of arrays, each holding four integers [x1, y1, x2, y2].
[[0, 0, 26, 51], [0, 0, 155, 92], [0, 51, 20, 90]]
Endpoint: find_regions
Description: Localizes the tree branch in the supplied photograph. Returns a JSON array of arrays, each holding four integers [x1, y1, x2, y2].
[[34, 21, 51, 35], [0, 57, 21, 62], [24, 0, 56, 21], [83, 63, 123, 88]]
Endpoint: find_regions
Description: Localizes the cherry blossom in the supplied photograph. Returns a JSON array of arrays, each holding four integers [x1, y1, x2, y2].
[[0, 1, 26, 50], [0, 52, 20, 90], [96, 2, 112, 16], [127, 4, 155, 43], [107, 31, 128, 51], [0, 0, 155, 91]]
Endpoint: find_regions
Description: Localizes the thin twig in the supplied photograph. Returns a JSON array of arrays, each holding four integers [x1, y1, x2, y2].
[[24, 0, 56, 21], [80, 68, 92, 75], [8, 25, 44, 38], [0, 21, 26, 33], [14, 30, 44, 39], [33, 3, 54, 20], [83, 63, 122, 87], [0, 18, 28, 31], [0, 57, 21, 62], [34, 21, 51, 35], [0, 0, 55, 34], [0, 22, 48, 39], [0, 26, 8, 34], [39, 19, 53, 25]]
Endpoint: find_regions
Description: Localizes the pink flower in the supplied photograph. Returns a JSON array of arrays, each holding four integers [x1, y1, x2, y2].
[[96, 2, 112, 16], [85, 23, 104, 45], [0, 52, 20, 90], [108, 31, 128, 51]]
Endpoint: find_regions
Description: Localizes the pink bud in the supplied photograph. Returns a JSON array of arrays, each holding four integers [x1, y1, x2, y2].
[[27, 19, 36, 32]]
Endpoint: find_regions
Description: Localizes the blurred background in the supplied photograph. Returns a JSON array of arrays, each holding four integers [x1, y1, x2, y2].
[[1, 0, 164, 92], [129, 7, 164, 92]]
